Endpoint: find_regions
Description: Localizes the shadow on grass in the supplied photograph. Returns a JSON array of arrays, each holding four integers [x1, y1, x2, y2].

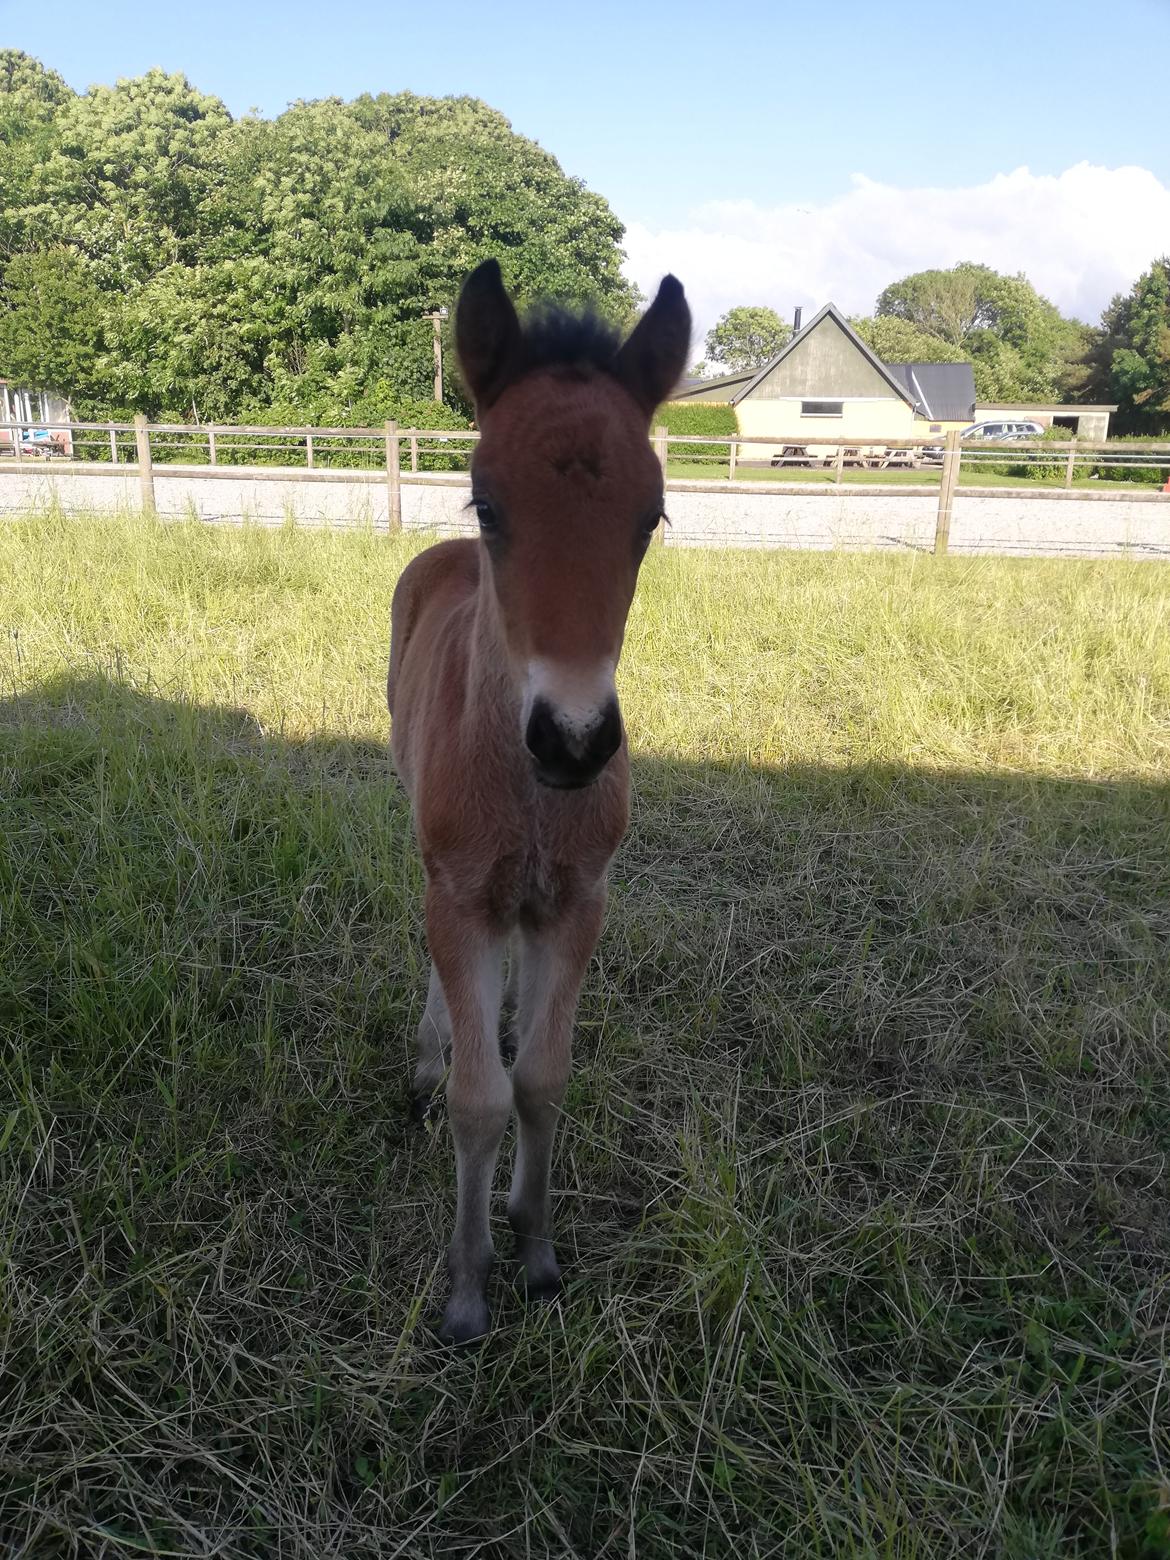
[[2, 671, 1168, 1557]]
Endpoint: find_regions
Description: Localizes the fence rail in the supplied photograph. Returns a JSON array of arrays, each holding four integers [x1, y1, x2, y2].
[[2, 419, 1168, 555]]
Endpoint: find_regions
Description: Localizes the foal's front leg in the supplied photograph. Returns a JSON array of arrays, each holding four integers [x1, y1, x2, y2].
[[508, 892, 606, 1299], [425, 883, 511, 1343]]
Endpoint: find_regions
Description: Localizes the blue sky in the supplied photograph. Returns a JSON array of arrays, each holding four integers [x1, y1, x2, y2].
[[8, 0, 1170, 331]]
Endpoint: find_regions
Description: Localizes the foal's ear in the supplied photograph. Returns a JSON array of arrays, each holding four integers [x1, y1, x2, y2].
[[612, 275, 692, 419], [456, 259, 523, 411]]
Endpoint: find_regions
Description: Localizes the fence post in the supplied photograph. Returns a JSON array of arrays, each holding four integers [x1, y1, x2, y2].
[[134, 414, 156, 516], [410, 434, 419, 473], [207, 430, 217, 466], [728, 436, 738, 482], [934, 429, 960, 555], [833, 444, 844, 484], [384, 420, 402, 534], [305, 433, 314, 469], [109, 426, 118, 465], [1064, 435, 1077, 489], [653, 424, 668, 544]]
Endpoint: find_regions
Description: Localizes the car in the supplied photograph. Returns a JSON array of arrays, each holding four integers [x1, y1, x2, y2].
[[959, 419, 1044, 442]]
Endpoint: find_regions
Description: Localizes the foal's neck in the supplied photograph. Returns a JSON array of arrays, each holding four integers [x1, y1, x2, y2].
[[467, 550, 519, 722]]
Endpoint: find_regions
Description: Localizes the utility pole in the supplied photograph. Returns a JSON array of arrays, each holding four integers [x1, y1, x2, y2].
[[424, 308, 449, 402]]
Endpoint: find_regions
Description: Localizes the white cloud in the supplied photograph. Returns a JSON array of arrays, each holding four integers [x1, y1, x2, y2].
[[623, 163, 1170, 349]]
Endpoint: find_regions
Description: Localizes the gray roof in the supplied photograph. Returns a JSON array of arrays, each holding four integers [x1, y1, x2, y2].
[[670, 367, 756, 401], [883, 362, 976, 422], [729, 304, 920, 409]]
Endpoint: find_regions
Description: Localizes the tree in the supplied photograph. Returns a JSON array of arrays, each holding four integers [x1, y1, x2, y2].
[[1087, 258, 1170, 435], [875, 262, 1091, 402], [705, 306, 791, 373], [0, 57, 636, 422], [0, 51, 73, 255], [850, 315, 967, 365], [0, 248, 104, 402]]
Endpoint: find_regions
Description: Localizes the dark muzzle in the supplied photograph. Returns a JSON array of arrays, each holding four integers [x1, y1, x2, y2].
[[525, 696, 622, 789]]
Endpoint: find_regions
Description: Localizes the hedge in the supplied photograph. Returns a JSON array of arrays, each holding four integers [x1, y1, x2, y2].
[[1090, 437, 1169, 486], [653, 400, 738, 460]]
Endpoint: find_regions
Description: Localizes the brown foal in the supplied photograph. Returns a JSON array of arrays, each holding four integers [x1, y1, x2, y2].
[[388, 259, 690, 1342]]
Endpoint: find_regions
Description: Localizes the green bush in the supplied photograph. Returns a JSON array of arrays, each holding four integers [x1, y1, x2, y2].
[[654, 400, 738, 461], [1090, 437, 1168, 486], [1003, 424, 1074, 481]]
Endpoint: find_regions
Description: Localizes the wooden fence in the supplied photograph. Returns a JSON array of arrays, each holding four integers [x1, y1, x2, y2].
[[2, 419, 1168, 556]]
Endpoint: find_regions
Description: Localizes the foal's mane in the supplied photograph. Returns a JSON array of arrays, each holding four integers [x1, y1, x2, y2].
[[512, 306, 624, 381]]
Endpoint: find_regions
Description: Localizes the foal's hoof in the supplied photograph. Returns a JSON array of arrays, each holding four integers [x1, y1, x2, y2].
[[514, 1242, 562, 1304], [521, 1271, 562, 1305], [437, 1297, 491, 1346]]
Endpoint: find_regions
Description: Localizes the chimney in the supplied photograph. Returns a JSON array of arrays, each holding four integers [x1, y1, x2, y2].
[[793, 306, 803, 334]]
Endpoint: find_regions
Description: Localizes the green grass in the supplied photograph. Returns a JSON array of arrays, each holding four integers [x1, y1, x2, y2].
[[2, 508, 1169, 1558]]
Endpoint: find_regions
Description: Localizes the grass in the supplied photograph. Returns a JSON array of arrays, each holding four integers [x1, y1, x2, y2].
[[2, 508, 1170, 1558]]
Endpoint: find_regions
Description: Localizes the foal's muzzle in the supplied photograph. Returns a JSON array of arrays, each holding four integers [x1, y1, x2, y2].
[[525, 696, 623, 789]]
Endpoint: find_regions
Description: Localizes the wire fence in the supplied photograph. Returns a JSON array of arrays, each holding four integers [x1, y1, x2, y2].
[[2, 420, 1168, 557], [3, 418, 1170, 486]]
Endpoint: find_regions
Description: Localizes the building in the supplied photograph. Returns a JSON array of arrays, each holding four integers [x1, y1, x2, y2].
[[0, 379, 74, 456], [672, 305, 1113, 458], [973, 402, 1116, 441]]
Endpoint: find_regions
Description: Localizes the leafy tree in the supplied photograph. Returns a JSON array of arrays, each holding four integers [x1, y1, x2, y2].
[[705, 306, 791, 373], [0, 58, 635, 422], [875, 262, 1090, 402], [27, 69, 233, 287], [850, 315, 966, 365], [1090, 258, 1170, 434], [0, 247, 104, 402], [0, 52, 73, 255]]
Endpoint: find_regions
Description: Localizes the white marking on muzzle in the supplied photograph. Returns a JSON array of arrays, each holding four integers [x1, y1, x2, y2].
[[522, 658, 617, 758]]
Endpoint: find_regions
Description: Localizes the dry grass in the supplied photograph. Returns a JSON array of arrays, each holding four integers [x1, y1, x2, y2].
[[1, 509, 1169, 1557]]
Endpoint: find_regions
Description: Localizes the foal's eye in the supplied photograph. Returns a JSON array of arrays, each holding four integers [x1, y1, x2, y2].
[[473, 499, 498, 532]]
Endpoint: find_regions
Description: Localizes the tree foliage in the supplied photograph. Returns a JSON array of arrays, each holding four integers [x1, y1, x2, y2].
[[704, 306, 791, 373], [0, 54, 635, 422], [850, 315, 967, 366], [875, 262, 1091, 403], [1088, 258, 1170, 434]]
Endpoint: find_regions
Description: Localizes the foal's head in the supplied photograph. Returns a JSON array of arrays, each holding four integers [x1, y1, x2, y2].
[[456, 260, 690, 789]]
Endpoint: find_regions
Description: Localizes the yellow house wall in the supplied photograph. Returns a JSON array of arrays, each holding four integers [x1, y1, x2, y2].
[[734, 397, 917, 462]]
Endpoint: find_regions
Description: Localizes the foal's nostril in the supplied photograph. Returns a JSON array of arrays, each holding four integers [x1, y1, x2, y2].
[[525, 700, 564, 771], [591, 698, 622, 768]]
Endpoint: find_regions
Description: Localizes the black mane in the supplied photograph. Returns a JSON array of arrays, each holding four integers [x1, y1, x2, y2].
[[514, 305, 624, 377]]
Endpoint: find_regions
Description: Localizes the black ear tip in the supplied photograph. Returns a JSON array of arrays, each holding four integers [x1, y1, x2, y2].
[[656, 274, 686, 304], [466, 257, 503, 291]]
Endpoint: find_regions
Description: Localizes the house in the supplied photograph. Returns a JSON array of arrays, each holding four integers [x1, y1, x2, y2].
[[671, 304, 977, 461], [0, 380, 74, 456], [673, 304, 1119, 455]]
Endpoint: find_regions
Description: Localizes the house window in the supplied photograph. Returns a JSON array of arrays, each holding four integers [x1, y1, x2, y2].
[[802, 400, 843, 416]]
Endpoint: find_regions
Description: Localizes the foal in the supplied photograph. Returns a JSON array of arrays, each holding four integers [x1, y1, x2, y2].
[[388, 260, 690, 1342]]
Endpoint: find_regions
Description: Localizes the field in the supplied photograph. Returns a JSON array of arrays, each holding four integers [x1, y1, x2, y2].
[[2, 509, 1169, 1558]]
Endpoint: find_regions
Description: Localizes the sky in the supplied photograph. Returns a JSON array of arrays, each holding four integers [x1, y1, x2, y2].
[[7, 0, 1170, 340]]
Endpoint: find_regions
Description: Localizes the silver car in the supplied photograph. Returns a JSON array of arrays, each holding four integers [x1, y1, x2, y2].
[[960, 419, 1044, 442]]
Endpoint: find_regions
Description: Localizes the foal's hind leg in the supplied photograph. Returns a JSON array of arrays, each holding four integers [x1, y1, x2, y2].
[[508, 892, 605, 1300], [411, 965, 451, 1119]]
